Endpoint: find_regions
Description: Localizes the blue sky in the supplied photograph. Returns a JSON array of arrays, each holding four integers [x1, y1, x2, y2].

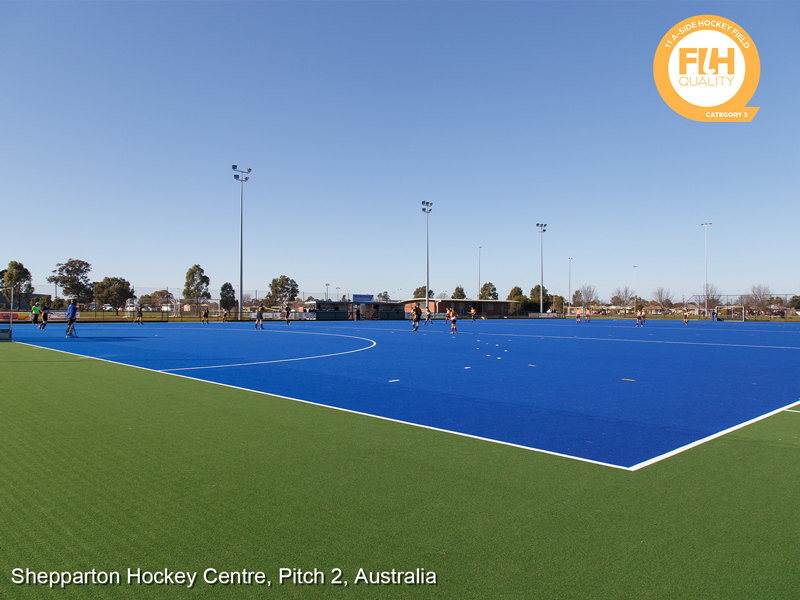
[[2, 1, 798, 303]]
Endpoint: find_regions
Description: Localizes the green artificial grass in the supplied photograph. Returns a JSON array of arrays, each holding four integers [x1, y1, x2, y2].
[[1, 342, 798, 599]]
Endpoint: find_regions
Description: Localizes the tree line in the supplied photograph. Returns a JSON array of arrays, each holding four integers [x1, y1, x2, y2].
[[0, 259, 302, 314], [3, 258, 799, 314], [373, 281, 800, 314]]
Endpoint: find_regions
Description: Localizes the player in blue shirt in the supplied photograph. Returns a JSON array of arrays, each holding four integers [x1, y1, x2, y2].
[[66, 300, 78, 337]]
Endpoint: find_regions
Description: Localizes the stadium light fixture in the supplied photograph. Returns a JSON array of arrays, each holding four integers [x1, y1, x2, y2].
[[233, 165, 252, 321], [701, 223, 712, 318], [421, 202, 433, 309], [536, 224, 547, 313]]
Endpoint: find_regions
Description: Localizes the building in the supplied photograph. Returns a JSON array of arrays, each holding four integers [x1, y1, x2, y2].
[[402, 298, 519, 317]]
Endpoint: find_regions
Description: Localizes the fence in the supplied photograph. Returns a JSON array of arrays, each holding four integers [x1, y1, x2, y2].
[[688, 293, 798, 318]]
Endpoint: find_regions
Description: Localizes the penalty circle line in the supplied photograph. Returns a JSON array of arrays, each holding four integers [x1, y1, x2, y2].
[[159, 332, 377, 372]]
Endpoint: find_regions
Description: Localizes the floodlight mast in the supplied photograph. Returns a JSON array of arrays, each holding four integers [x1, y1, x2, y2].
[[536, 223, 547, 313], [568, 257, 572, 315], [701, 223, 712, 318], [421, 202, 433, 310], [232, 165, 252, 321]]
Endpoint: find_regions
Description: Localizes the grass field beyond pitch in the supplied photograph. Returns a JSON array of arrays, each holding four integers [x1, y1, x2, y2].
[[2, 323, 799, 599]]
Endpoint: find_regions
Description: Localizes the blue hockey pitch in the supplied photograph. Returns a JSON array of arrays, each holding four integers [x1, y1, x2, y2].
[[15, 318, 800, 469]]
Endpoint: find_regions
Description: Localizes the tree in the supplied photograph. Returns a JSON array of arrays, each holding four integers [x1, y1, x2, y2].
[[413, 286, 434, 299], [47, 259, 92, 303], [529, 285, 550, 312], [508, 291, 531, 314], [789, 295, 800, 310], [579, 284, 598, 304], [749, 284, 772, 313], [651, 287, 674, 307], [376, 291, 390, 302], [243, 293, 261, 308], [479, 282, 498, 300], [451, 286, 466, 300], [771, 296, 786, 308], [267, 275, 299, 306], [507, 286, 524, 301], [702, 283, 722, 310], [572, 290, 583, 306], [611, 286, 632, 307], [220, 282, 237, 311], [145, 289, 174, 309], [183, 265, 211, 311], [1, 261, 34, 309], [95, 277, 136, 315], [736, 294, 750, 310]]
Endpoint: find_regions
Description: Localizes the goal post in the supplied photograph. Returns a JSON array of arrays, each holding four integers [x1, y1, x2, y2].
[[714, 305, 745, 322]]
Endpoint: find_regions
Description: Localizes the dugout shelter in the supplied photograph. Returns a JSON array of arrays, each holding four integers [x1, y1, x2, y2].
[[403, 298, 519, 318]]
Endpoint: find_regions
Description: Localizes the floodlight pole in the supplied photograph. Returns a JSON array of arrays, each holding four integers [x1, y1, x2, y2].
[[8, 286, 13, 338], [568, 257, 572, 315], [633, 265, 638, 316], [232, 165, 252, 321], [536, 223, 547, 313], [701, 223, 712, 319], [422, 202, 433, 311], [325, 283, 329, 301]]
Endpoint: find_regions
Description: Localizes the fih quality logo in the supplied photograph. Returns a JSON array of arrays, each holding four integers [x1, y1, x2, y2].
[[654, 15, 760, 121]]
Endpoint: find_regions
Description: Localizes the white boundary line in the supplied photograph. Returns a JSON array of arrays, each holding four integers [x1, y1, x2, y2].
[[628, 400, 800, 470], [11, 338, 799, 472], [159, 331, 377, 372], [12, 340, 629, 471]]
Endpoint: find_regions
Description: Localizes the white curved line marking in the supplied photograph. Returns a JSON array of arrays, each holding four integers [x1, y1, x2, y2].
[[159, 332, 377, 372]]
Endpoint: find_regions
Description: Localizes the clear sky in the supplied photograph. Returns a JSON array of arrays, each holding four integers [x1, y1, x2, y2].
[[2, 1, 798, 303]]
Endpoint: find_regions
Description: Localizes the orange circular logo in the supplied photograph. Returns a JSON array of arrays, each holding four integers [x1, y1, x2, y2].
[[654, 15, 760, 121]]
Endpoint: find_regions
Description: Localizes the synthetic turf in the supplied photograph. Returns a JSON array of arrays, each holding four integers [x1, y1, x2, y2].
[[2, 341, 799, 599], [12, 319, 800, 468]]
